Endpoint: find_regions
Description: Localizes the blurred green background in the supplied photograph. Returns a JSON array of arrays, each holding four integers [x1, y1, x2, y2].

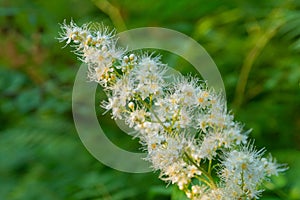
[[0, 0, 299, 199]]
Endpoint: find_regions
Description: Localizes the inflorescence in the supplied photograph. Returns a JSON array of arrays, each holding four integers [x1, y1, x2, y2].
[[59, 21, 286, 200]]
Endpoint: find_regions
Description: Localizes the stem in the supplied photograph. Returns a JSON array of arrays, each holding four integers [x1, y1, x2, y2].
[[233, 9, 284, 108], [208, 159, 212, 175], [184, 152, 216, 189], [149, 94, 153, 106], [112, 66, 122, 78], [135, 95, 170, 132], [91, 0, 127, 31], [241, 170, 245, 191], [149, 107, 170, 132], [195, 176, 215, 188]]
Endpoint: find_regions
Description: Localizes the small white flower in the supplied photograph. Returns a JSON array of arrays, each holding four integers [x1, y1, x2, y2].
[[127, 109, 149, 128], [101, 97, 124, 119], [219, 144, 282, 199], [199, 133, 224, 159], [58, 20, 82, 45], [130, 54, 167, 99]]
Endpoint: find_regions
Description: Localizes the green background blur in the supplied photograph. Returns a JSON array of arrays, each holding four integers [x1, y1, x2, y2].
[[0, 0, 299, 199]]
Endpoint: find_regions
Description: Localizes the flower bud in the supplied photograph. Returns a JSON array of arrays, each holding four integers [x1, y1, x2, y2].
[[101, 45, 107, 51], [129, 53, 135, 61], [128, 102, 135, 110], [123, 56, 129, 63]]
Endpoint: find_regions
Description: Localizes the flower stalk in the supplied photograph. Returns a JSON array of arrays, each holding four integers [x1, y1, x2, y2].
[[59, 20, 286, 200]]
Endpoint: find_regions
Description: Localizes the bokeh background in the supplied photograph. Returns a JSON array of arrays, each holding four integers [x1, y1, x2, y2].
[[1, 0, 300, 199]]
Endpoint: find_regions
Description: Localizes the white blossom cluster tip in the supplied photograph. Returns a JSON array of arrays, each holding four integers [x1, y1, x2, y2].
[[59, 21, 286, 200]]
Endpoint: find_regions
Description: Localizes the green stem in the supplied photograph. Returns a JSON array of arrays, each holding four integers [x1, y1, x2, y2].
[[241, 170, 245, 190], [233, 9, 284, 108], [149, 107, 170, 131], [112, 66, 122, 78], [91, 0, 127, 32], [195, 176, 214, 188], [184, 152, 216, 189], [208, 159, 212, 175], [135, 95, 169, 132]]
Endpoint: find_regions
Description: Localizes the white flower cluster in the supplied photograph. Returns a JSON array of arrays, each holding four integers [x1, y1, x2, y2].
[[59, 21, 286, 200]]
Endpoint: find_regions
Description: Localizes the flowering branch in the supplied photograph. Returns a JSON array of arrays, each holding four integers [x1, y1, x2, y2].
[[59, 20, 286, 200]]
